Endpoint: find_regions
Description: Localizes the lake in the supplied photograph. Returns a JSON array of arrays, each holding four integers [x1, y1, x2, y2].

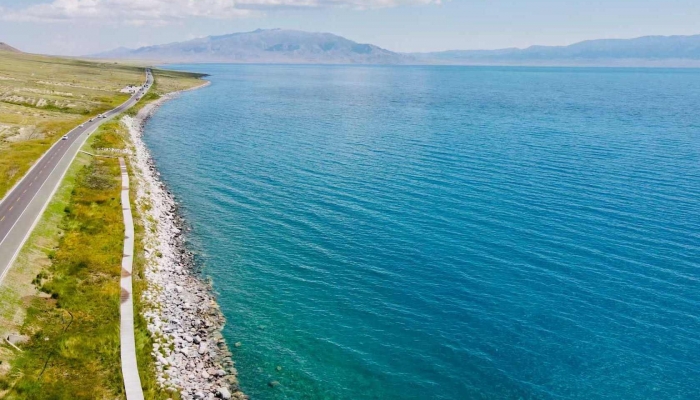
[[143, 65, 700, 399]]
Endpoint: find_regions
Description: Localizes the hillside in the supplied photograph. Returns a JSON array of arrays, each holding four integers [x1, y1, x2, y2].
[[0, 42, 21, 53], [93, 29, 409, 64]]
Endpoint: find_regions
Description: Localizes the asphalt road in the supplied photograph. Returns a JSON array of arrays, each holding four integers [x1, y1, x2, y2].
[[0, 68, 153, 284]]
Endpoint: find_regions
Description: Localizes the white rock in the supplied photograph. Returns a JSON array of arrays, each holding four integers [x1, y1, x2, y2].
[[217, 387, 231, 399], [122, 103, 240, 399]]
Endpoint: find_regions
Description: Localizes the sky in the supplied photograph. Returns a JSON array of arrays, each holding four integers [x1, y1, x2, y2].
[[0, 0, 699, 55]]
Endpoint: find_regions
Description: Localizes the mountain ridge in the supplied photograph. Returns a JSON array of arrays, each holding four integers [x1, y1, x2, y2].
[[91, 30, 700, 67], [418, 34, 700, 66], [92, 29, 409, 64]]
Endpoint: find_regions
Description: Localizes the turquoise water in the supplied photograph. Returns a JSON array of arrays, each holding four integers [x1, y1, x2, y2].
[[144, 65, 700, 399]]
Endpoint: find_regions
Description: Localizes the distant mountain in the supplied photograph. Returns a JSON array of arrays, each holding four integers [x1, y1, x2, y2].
[[92, 29, 409, 64], [417, 35, 700, 67], [0, 42, 21, 53], [91, 31, 700, 67]]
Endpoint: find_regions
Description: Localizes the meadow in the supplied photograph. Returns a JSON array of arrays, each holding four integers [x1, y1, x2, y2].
[[0, 50, 205, 398], [0, 50, 148, 199]]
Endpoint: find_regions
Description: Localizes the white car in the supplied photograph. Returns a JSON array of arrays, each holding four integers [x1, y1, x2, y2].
[[61, 135, 68, 140]]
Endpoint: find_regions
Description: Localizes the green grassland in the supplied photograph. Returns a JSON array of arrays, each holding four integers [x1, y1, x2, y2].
[[0, 49, 206, 200], [2, 152, 125, 399], [0, 121, 179, 400], [0, 50, 205, 398], [0, 50, 142, 199]]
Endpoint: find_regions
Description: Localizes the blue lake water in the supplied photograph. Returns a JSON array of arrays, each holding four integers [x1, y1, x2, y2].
[[143, 65, 700, 399]]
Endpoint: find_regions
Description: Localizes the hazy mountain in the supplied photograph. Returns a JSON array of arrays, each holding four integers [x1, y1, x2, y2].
[[92, 31, 700, 67], [0, 42, 21, 53], [417, 35, 700, 67], [92, 29, 409, 64]]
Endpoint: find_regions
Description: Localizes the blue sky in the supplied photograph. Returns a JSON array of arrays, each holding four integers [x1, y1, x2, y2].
[[0, 0, 699, 55]]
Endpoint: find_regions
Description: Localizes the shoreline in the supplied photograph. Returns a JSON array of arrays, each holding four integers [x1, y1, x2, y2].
[[122, 81, 246, 400]]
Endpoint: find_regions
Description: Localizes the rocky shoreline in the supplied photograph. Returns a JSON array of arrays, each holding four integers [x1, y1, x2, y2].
[[122, 82, 246, 400]]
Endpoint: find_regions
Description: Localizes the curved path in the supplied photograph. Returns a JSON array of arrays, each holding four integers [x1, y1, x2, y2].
[[119, 157, 144, 400], [0, 69, 153, 284]]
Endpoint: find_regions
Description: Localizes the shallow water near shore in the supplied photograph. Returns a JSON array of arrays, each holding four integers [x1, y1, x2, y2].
[[143, 65, 700, 399]]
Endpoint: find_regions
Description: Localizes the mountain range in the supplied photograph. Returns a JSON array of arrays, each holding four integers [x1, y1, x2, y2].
[[90, 29, 700, 67], [418, 34, 700, 67], [93, 29, 407, 65]]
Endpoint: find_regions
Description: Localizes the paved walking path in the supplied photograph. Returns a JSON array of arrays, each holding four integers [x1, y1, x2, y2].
[[119, 157, 145, 400]]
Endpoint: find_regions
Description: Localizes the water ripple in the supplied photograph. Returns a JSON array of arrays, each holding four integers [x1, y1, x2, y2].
[[145, 65, 700, 400]]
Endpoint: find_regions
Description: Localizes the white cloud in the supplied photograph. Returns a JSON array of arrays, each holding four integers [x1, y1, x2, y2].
[[2, 0, 252, 24], [1, 0, 440, 24]]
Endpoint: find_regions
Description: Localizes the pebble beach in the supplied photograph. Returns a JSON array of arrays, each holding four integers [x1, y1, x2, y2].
[[121, 83, 246, 400]]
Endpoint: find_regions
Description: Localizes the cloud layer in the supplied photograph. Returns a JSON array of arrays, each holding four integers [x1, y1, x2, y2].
[[2, 0, 440, 24]]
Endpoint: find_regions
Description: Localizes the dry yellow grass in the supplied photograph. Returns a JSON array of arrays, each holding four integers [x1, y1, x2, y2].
[[0, 50, 206, 398], [0, 51, 145, 199]]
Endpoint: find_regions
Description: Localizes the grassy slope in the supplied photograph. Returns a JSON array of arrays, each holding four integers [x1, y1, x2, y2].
[[1, 148, 125, 399], [0, 153, 89, 388], [0, 50, 144, 199], [0, 63, 206, 399]]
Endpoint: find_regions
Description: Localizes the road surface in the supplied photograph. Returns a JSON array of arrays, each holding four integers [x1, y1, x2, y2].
[[0, 68, 153, 284]]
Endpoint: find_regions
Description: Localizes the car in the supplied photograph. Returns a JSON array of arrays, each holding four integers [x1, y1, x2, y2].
[[80, 124, 84, 127], [61, 135, 68, 140]]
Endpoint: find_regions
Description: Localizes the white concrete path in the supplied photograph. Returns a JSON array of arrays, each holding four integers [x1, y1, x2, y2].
[[119, 157, 145, 400]]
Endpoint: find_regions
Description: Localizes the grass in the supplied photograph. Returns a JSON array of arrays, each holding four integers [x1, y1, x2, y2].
[[0, 152, 125, 399], [0, 58, 206, 398], [89, 114, 184, 400], [88, 120, 128, 151], [0, 122, 174, 399], [126, 68, 206, 117], [150, 68, 206, 94], [0, 51, 144, 199], [0, 49, 206, 199], [0, 53, 208, 399], [0, 153, 89, 393]]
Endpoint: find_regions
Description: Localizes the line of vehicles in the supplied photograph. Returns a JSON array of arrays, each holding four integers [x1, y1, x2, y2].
[[61, 81, 149, 142], [136, 84, 150, 100]]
